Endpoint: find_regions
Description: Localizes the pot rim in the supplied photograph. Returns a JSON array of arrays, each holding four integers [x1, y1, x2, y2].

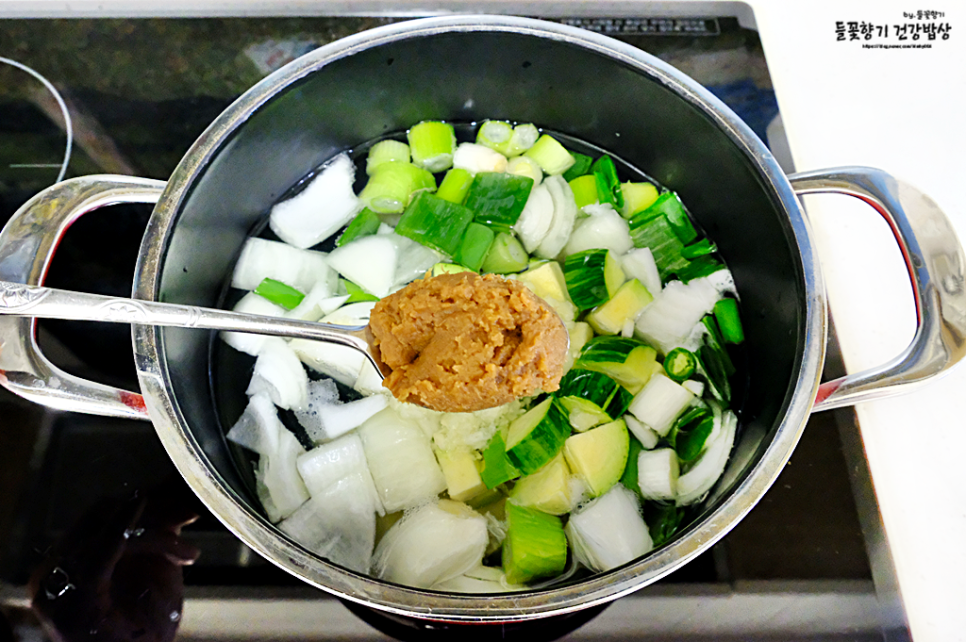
[[132, 14, 827, 621]]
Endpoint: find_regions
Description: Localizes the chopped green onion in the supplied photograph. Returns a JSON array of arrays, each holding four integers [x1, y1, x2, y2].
[[431, 263, 474, 277], [254, 277, 305, 310], [408, 121, 456, 172], [592, 155, 623, 209], [336, 207, 382, 247], [627, 212, 691, 281], [359, 161, 436, 214], [620, 434, 647, 496], [644, 502, 683, 547], [695, 316, 734, 404], [481, 232, 528, 274], [436, 168, 474, 204], [341, 279, 380, 303], [366, 139, 410, 175], [502, 503, 568, 584], [642, 192, 698, 244], [506, 156, 543, 185], [676, 255, 723, 283], [568, 174, 599, 209], [476, 120, 514, 153], [395, 191, 474, 256], [563, 249, 625, 311], [453, 222, 495, 272], [663, 347, 697, 382], [524, 134, 576, 175], [464, 172, 534, 233], [714, 298, 745, 344], [620, 182, 660, 218], [681, 238, 717, 259], [480, 431, 520, 489], [504, 123, 540, 157], [562, 152, 593, 182]]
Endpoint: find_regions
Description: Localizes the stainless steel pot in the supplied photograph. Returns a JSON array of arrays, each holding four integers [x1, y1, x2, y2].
[[1, 15, 963, 623]]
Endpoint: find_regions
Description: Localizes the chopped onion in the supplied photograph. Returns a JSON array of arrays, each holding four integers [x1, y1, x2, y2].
[[372, 499, 489, 588], [353, 363, 385, 396], [562, 204, 633, 257], [627, 373, 694, 436], [534, 175, 577, 260], [358, 407, 447, 513], [513, 183, 554, 253], [296, 432, 384, 515], [226, 392, 282, 456], [389, 233, 444, 286], [298, 393, 388, 444], [320, 301, 376, 326], [452, 142, 508, 173], [290, 339, 364, 387], [269, 153, 363, 249], [220, 292, 286, 356], [634, 277, 721, 354], [255, 427, 309, 522], [246, 338, 309, 411], [231, 237, 336, 293], [636, 448, 679, 500], [279, 473, 377, 573], [565, 485, 652, 572], [621, 247, 662, 297], [284, 284, 349, 322], [326, 235, 398, 298], [624, 414, 660, 449]]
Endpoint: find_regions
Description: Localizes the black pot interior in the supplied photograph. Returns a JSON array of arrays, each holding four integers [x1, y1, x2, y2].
[[152, 26, 806, 574]]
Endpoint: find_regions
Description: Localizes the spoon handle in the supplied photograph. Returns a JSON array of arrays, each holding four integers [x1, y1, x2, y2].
[[0, 280, 372, 354]]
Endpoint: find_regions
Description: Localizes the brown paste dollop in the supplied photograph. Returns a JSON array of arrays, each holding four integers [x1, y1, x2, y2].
[[368, 272, 568, 413]]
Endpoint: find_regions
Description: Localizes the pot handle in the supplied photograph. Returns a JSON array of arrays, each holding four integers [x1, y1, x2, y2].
[[0, 175, 165, 420], [788, 167, 966, 412]]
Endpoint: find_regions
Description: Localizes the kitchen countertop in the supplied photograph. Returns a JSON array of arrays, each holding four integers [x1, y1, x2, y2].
[[0, 0, 963, 640]]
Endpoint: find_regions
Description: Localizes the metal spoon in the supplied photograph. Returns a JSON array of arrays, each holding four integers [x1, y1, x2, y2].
[[0, 280, 392, 378]]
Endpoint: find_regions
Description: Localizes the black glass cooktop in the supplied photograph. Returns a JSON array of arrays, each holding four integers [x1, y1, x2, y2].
[[0, 11, 878, 642]]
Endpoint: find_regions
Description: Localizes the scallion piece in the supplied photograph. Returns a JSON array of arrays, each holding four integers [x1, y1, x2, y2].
[[408, 121, 456, 172], [505, 123, 540, 157], [642, 192, 698, 243], [695, 316, 734, 404], [620, 181, 660, 218], [481, 232, 528, 274], [506, 156, 543, 185], [341, 279, 380, 304], [676, 255, 723, 283], [395, 191, 474, 256], [336, 207, 381, 247], [464, 172, 534, 233], [628, 212, 691, 281], [714, 298, 745, 344], [480, 431, 520, 489], [681, 238, 716, 259], [591, 155, 623, 209], [644, 502, 684, 547], [366, 139, 410, 175], [562, 152, 593, 182], [502, 503, 568, 585], [359, 161, 436, 214], [453, 222, 495, 272], [476, 120, 514, 153], [524, 134, 576, 175], [436, 168, 474, 204], [255, 277, 305, 310], [663, 347, 697, 382], [568, 174, 599, 209]]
